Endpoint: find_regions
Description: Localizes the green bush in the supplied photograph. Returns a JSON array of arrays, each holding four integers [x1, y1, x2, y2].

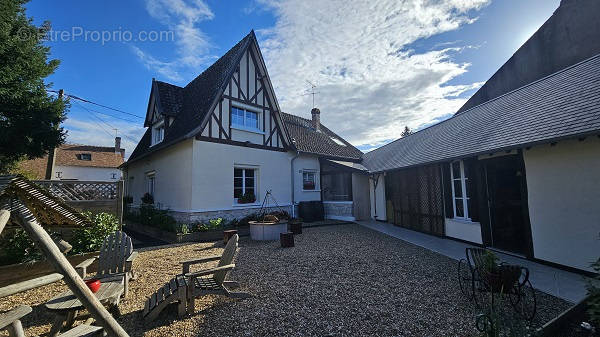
[[70, 212, 119, 254], [197, 218, 223, 232], [0, 229, 42, 265], [128, 204, 178, 233]]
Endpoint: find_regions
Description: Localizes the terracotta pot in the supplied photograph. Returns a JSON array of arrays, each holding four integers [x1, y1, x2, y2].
[[85, 278, 101, 293]]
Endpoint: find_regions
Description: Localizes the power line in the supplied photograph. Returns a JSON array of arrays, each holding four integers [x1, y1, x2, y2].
[[49, 89, 144, 119], [73, 100, 142, 145]]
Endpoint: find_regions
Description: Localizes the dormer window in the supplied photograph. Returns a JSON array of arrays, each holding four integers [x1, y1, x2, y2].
[[77, 153, 92, 161], [152, 121, 165, 146]]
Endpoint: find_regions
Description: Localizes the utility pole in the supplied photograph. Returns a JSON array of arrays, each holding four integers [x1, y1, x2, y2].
[[45, 89, 63, 180]]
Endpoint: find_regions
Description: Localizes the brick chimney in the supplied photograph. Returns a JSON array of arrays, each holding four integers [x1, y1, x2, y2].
[[115, 137, 122, 156], [311, 108, 321, 132]]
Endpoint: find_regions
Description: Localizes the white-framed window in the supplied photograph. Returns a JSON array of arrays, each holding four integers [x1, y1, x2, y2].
[[146, 172, 155, 196], [450, 160, 470, 219], [231, 107, 259, 131], [302, 170, 317, 190], [234, 167, 257, 203], [151, 121, 165, 146]]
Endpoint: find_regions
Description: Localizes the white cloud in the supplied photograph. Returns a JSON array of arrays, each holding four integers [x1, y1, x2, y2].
[[134, 0, 215, 82], [63, 117, 145, 160], [256, 0, 490, 149]]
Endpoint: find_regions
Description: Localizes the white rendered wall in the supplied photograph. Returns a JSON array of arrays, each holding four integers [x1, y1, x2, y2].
[[124, 139, 193, 210], [292, 154, 321, 203], [445, 218, 483, 244], [53, 165, 121, 181], [524, 138, 600, 272], [191, 140, 293, 212]]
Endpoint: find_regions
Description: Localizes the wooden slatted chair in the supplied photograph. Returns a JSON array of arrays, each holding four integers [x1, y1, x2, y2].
[[76, 231, 138, 297], [143, 234, 250, 321], [0, 305, 103, 337]]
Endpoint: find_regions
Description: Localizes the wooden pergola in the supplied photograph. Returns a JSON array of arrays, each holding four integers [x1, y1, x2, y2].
[[0, 175, 128, 337]]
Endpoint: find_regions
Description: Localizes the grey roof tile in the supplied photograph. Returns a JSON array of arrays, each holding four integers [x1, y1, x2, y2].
[[364, 54, 600, 172], [282, 112, 363, 161]]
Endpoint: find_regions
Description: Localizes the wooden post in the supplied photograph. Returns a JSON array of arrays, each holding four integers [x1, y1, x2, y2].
[[14, 203, 129, 337], [0, 209, 9, 235], [280, 232, 294, 248], [116, 180, 124, 228]]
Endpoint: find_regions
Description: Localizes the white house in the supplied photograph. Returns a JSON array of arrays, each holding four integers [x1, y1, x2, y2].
[[122, 31, 367, 223], [19, 137, 124, 181]]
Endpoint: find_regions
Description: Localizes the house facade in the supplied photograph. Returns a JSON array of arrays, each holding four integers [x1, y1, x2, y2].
[[365, 0, 600, 273], [19, 137, 124, 181], [123, 31, 367, 223]]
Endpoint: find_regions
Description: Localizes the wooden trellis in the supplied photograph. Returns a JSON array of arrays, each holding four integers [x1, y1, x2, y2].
[[34, 181, 118, 201], [385, 164, 445, 236]]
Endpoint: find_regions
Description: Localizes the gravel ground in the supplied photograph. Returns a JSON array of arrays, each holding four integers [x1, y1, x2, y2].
[[1, 224, 571, 336]]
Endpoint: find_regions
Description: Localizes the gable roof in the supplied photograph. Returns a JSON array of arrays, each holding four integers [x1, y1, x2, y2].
[[364, 54, 600, 173], [282, 112, 363, 161], [128, 32, 254, 164]]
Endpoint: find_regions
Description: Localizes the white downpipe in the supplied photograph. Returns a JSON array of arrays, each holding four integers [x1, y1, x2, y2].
[[290, 150, 300, 217]]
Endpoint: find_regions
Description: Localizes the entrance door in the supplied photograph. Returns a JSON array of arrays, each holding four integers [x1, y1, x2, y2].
[[484, 154, 532, 256]]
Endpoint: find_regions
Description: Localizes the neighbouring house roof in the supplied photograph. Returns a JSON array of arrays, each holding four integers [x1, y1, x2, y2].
[[282, 113, 363, 161], [55, 144, 124, 168], [0, 175, 92, 227], [128, 32, 254, 164], [18, 144, 124, 179], [364, 54, 600, 173]]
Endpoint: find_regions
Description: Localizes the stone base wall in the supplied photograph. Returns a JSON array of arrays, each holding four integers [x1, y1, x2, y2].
[[169, 205, 293, 223], [323, 202, 354, 220]]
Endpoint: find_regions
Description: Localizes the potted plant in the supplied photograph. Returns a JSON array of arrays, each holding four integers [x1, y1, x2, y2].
[[479, 251, 520, 292], [288, 217, 303, 234], [141, 192, 154, 205]]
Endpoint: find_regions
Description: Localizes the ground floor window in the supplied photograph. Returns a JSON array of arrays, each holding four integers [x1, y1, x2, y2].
[[146, 172, 155, 197], [450, 160, 471, 219], [234, 167, 256, 203], [321, 172, 352, 201], [302, 170, 317, 190]]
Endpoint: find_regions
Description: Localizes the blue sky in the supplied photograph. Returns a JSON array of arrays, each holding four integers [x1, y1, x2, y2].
[[26, 0, 560, 155]]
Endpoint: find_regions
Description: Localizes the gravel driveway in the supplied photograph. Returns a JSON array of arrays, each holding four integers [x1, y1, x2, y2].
[[0, 224, 570, 336]]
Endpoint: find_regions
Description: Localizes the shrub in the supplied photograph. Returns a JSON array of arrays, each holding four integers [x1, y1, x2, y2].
[[197, 218, 223, 232], [141, 192, 154, 204], [0, 229, 42, 265], [70, 212, 119, 254], [130, 204, 178, 233]]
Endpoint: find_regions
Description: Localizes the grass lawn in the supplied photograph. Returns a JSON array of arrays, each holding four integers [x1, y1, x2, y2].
[[0, 224, 570, 336]]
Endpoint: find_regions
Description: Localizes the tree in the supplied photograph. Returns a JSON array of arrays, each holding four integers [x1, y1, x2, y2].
[[0, 0, 67, 173], [401, 126, 412, 137]]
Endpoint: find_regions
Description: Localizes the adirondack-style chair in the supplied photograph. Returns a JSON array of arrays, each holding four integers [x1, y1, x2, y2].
[[76, 231, 138, 297], [0, 305, 104, 337], [142, 234, 251, 321]]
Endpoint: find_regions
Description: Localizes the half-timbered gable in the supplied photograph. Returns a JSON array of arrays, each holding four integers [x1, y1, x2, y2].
[[198, 35, 288, 151]]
